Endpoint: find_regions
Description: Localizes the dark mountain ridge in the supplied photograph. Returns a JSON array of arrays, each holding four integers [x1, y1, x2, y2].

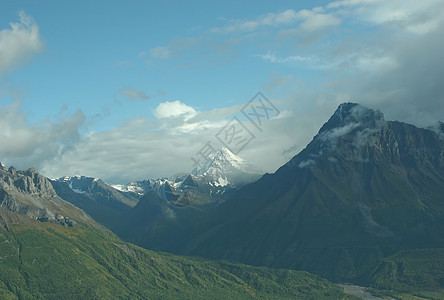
[[176, 103, 444, 283]]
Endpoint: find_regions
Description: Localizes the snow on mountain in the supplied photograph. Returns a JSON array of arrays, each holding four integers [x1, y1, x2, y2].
[[112, 178, 172, 197], [54, 175, 139, 211], [113, 148, 263, 203], [192, 147, 263, 189], [56, 175, 100, 194]]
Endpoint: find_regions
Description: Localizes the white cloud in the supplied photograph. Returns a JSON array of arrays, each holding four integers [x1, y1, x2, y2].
[[327, 0, 380, 9], [0, 96, 310, 184], [297, 9, 341, 31], [37, 104, 238, 183], [0, 11, 43, 75], [211, 8, 340, 34], [258, 52, 310, 63], [3, 1, 444, 186], [320, 123, 360, 143], [210, 9, 297, 34], [0, 101, 84, 170], [119, 87, 150, 101], [328, 0, 444, 34], [154, 100, 197, 119], [39, 110, 306, 183]]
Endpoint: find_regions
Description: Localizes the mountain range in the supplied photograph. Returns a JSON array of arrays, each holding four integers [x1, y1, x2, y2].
[[50, 175, 138, 229], [1, 102, 443, 298], [175, 103, 444, 285], [102, 102, 444, 296], [0, 161, 349, 299], [112, 147, 263, 207]]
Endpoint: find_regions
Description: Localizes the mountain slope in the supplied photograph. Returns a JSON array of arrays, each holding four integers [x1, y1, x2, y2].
[[113, 191, 208, 252], [108, 148, 265, 247], [0, 167, 350, 299], [55, 176, 138, 209], [368, 248, 444, 292], [0, 166, 93, 227], [50, 176, 139, 229], [180, 103, 444, 283], [0, 210, 351, 299]]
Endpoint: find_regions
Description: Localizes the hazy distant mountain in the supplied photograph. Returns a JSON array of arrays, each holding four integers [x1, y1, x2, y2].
[[113, 147, 263, 208], [50, 148, 262, 246], [179, 103, 444, 284], [110, 148, 264, 250], [190, 147, 263, 194], [111, 177, 172, 198], [50, 175, 139, 229], [55, 175, 138, 209]]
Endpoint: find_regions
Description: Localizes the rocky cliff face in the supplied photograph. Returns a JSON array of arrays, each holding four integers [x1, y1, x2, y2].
[[0, 165, 92, 226]]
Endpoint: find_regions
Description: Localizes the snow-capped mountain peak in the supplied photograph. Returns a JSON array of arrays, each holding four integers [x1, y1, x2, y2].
[[112, 148, 263, 203], [56, 175, 100, 194], [195, 147, 262, 177], [191, 147, 263, 190], [111, 178, 171, 196]]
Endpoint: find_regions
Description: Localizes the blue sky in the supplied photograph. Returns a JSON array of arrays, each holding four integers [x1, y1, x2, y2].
[[1, 0, 444, 183], [1, 0, 321, 129]]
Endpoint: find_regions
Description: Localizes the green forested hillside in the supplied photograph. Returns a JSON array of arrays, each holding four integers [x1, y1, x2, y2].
[[0, 211, 350, 299], [367, 248, 444, 299]]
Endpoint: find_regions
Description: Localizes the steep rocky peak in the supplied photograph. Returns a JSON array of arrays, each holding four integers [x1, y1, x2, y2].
[[0, 165, 57, 197], [289, 103, 443, 170], [308, 103, 388, 153], [318, 103, 385, 136], [8, 166, 17, 175]]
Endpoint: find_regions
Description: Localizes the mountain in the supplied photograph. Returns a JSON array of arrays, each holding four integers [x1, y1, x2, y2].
[[110, 148, 263, 250], [55, 175, 138, 209], [368, 248, 444, 292], [112, 190, 209, 253], [0, 166, 350, 299], [50, 175, 139, 229], [176, 103, 444, 286], [0, 166, 93, 227], [190, 147, 263, 196], [111, 177, 172, 198], [113, 147, 263, 208]]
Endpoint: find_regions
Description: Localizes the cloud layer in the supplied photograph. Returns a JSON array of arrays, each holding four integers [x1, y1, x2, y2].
[[1, 2, 444, 184], [210, 8, 340, 34], [0, 101, 84, 171], [0, 11, 43, 75]]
